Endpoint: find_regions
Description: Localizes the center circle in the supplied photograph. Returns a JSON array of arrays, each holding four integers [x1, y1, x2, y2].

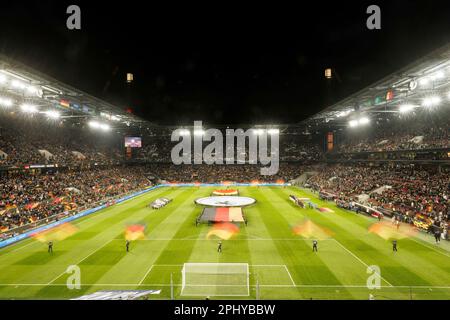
[[195, 196, 256, 207]]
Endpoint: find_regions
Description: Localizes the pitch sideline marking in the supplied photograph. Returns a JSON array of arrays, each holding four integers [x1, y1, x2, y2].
[[1, 283, 450, 289], [46, 239, 113, 285], [332, 239, 394, 287], [409, 238, 450, 258]]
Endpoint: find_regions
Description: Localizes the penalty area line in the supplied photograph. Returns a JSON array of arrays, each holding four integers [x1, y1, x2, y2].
[[284, 265, 296, 286], [138, 265, 154, 285]]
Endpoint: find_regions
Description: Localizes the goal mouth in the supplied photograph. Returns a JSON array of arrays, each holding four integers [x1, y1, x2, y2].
[[181, 263, 250, 297]]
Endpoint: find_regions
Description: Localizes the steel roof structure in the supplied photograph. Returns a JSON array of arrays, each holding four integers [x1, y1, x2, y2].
[[0, 54, 148, 129], [302, 43, 450, 128]]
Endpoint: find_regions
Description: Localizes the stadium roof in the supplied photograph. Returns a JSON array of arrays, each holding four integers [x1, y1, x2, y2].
[[0, 54, 149, 129], [302, 43, 450, 128], [3, 42, 450, 133]]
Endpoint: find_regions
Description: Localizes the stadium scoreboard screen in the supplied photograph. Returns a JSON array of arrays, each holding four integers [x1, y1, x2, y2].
[[124, 137, 142, 148]]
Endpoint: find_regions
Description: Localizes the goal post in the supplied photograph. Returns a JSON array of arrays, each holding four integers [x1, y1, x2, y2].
[[181, 263, 249, 297]]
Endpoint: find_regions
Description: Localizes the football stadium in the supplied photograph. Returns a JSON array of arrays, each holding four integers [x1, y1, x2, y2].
[[0, 2, 449, 305]]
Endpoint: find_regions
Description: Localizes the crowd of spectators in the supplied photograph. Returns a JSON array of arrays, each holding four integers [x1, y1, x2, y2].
[[144, 163, 305, 183], [135, 132, 324, 163], [0, 166, 151, 233], [0, 110, 325, 167], [0, 110, 122, 167], [335, 110, 449, 154], [307, 164, 449, 231]]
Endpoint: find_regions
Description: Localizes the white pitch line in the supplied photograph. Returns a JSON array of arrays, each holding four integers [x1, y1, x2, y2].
[[3, 239, 38, 255], [1, 283, 449, 289], [46, 239, 113, 285], [283, 265, 296, 286], [409, 237, 450, 258], [152, 264, 291, 268], [111, 238, 334, 241], [252, 264, 287, 267], [332, 239, 394, 287], [138, 265, 154, 285]]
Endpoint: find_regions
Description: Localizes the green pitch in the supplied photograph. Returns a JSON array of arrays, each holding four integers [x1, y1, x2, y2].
[[0, 186, 449, 300]]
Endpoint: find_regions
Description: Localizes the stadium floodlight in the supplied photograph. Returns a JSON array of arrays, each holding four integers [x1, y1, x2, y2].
[[44, 110, 61, 119], [430, 70, 445, 80], [25, 85, 38, 95], [422, 96, 441, 108], [358, 117, 370, 125], [20, 103, 38, 113], [0, 97, 13, 107], [88, 120, 101, 129], [11, 79, 27, 90], [399, 104, 416, 113], [194, 129, 205, 136], [268, 128, 279, 134], [337, 110, 352, 118], [348, 119, 359, 127], [100, 123, 110, 131], [179, 129, 190, 136], [181, 263, 249, 296], [418, 77, 430, 86], [253, 129, 265, 135]]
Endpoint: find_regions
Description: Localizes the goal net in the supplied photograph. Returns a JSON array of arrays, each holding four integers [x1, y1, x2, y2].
[[181, 263, 249, 296]]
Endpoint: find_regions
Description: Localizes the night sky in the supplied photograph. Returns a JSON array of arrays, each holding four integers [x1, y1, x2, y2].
[[0, 1, 450, 125]]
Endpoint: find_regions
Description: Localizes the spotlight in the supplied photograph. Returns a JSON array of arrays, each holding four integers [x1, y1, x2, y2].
[[267, 129, 279, 134], [20, 104, 38, 113], [194, 129, 205, 136], [100, 123, 110, 131], [399, 104, 415, 113], [179, 129, 190, 136], [44, 110, 61, 119], [0, 74, 6, 84], [253, 129, 265, 135], [431, 71, 445, 80], [88, 120, 101, 129], [337, 110, 352, 118], [419, 77, 429, 86], [26, 85, 38, 95], [422, 96, 441, 107], [11, 79, 27, 90], [348, 120, 359, 127], [358, 117, 370, 125], [0, 97, 13, 107]]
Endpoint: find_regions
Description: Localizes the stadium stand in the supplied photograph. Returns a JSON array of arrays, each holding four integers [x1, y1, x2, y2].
[[0, 46, 449, 245]]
